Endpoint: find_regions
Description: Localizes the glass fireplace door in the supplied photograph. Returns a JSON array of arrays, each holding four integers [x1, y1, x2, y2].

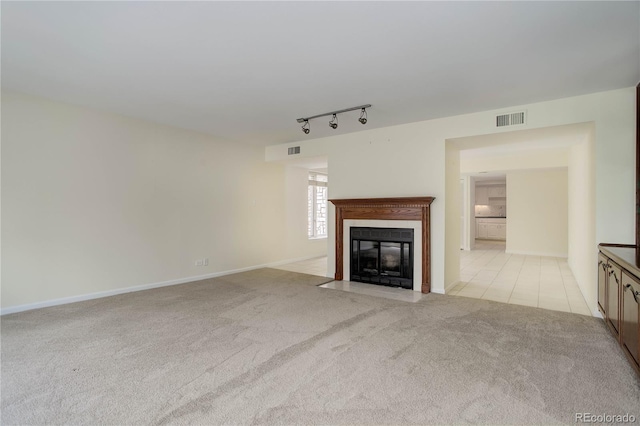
[[350, 228, 413, 289]]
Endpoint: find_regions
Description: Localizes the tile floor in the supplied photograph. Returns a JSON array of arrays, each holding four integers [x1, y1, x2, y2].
[[272, 256, 329, 277], [274, 245, 592, 316], [452, 240, 592, 316]]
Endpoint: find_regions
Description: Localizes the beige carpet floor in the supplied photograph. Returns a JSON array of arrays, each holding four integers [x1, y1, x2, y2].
[[2, 268, 639, 425]]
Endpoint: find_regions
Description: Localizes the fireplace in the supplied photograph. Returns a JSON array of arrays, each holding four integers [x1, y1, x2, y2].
[[329, 197, 435, 293], [350, 227, 414, 289]]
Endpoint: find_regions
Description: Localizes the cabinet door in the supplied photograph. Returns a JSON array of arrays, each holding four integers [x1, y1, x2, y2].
[[487, 185, 506, 197], [608, 261, 622, 336], [621, 272, 640, 367], [476, 222, 488, 238], [476, 187, 488, 205], [484, 223, 506, 240], [487, 224, 500, 239], [498, 224, 507, 239], [598, 253, 608, 316]]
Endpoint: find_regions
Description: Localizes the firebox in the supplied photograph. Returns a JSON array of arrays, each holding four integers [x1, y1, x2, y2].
[[350, 227, 414, 289]]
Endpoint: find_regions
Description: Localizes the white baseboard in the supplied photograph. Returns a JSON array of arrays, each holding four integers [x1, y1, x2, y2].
[[430, 289, 445, 295], [505, 249, 568, 258], [1, 255, 326, 316], [442, 280, 461, 294], [266, 254, 326, 267]]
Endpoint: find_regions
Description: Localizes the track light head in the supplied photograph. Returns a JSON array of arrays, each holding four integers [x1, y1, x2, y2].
[[358, 108, 368, 125], [296, 105, 370, 133], [329, 114, 338, 129]]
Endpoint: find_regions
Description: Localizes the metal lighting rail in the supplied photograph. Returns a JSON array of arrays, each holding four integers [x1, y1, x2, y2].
[[296, 104, 371, 123]]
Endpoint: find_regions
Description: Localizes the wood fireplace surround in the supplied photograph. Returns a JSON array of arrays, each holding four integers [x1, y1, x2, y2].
[[329, 197, 435, 293]]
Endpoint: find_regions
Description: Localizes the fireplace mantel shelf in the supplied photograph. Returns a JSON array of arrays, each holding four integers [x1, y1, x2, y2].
[[329, 196, 435, 293]]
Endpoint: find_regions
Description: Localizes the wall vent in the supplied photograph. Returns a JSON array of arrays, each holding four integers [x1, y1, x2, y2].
[[496, 111, 526, 127], [288, 146, 301, 155]]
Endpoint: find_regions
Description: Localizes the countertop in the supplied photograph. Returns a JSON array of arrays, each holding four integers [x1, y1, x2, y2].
[[599, 244, 640, 274]]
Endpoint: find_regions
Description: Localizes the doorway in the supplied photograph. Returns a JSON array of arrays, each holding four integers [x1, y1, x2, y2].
[[472, 174, 507, 245], [446, 123, 596, 315]]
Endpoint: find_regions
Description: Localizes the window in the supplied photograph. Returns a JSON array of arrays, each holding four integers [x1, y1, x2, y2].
[[308, 172, 328, 239]]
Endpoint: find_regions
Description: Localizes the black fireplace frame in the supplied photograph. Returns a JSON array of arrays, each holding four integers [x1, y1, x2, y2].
[[350, 227, 414, 289]]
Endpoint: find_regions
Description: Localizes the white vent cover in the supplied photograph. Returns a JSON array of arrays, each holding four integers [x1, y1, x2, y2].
[[288, 146, 301, 155], [496, 111, 526, 127]]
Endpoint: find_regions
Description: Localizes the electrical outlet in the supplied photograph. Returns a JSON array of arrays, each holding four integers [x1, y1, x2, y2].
[[195, 259, 203, 266], [203, 258, 209, 266]]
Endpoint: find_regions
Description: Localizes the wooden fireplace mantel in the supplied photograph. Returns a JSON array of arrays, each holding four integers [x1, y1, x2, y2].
[[329, 196, 435, 293]]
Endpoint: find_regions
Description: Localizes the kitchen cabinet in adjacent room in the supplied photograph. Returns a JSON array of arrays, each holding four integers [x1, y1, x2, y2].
[[487, 223, 506, 239], [475, 186, 489, 205], [475, 218, 506, 240], [475, 184, 506, 205], [487, 185, 506, 197]]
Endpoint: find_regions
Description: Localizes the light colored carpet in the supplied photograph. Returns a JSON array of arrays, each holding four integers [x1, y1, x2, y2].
[[2, 268, 639, 425]]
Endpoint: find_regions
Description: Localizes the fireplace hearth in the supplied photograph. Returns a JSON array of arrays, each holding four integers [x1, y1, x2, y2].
[[351, 227, 413, 289]]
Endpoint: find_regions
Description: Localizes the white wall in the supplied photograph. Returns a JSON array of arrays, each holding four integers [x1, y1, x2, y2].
[[461, 147, 569, 174], [460, 177, 470, 250], [324, 122, 446, 290], [568, 128, 596, 312], [468, 176, 476, 250], [284, 166, 328, 261], [267, 87, 636, 301], [506, 169, 569, 257], [445, 142, 460, 290], [2, 92, 291, 311]]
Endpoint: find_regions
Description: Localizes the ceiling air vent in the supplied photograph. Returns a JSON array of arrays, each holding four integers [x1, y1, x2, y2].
[[496, 111, 526, 127], [288, 146, 301, 155]]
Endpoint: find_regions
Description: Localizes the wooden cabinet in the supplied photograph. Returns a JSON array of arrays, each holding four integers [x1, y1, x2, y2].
[[598, 252, 608, 316], [607, 261, 622, 337], [598, 244, 640, 376], [622, 272, 640, 366]]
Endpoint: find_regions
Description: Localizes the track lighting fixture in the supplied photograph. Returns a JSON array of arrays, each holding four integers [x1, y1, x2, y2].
[[296, 104, 371, 135], [358, 108, 368, 125], [301, 120, 310, 134], [329, 114, 338, 129]]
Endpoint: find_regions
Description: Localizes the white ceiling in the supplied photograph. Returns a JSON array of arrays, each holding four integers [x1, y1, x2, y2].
[[2, 1, 638, 146]]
